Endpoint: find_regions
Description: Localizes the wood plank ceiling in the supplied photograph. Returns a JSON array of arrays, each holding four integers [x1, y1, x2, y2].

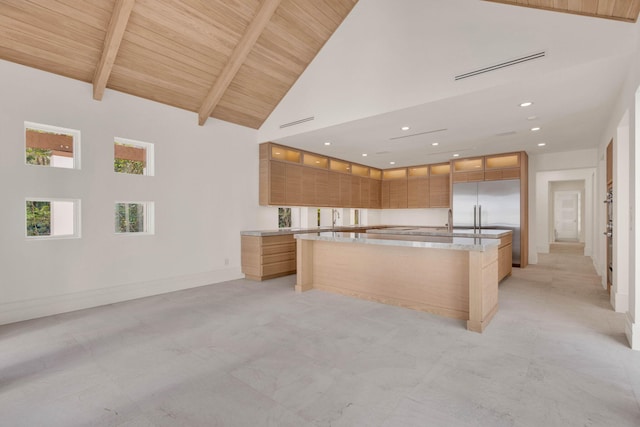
[[0, 0, 358, 128], [484, 0, 640, 23]]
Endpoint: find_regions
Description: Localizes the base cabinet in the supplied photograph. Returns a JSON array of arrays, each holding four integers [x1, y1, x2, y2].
[[241, 234, 296, 281], [498, 234, 513, 281]]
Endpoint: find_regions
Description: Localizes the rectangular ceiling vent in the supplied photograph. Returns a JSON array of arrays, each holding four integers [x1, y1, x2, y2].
[[279, 116, 314, 129], [389, 128, 447, 140], [455, 51, 546, 81]]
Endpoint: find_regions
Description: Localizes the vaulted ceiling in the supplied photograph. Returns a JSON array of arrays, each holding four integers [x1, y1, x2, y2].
[[1, 0, 639, 162], [485, 0, 640, 23], [0, 0, 358, 129]]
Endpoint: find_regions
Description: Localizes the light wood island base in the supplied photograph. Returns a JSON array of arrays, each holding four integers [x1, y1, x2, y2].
[[295, 235, 499, 333]]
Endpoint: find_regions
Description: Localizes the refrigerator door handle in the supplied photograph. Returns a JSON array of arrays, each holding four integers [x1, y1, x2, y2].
[[478, 205, 482, 230], [473, 205, 477, 233]]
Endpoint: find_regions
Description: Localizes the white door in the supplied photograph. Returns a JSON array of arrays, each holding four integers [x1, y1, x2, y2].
[[554, 191, 580, 241]]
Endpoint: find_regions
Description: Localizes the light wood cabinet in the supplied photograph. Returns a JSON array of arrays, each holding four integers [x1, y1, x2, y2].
[[328, 171, 341, 206], [268, 160, 286, 205], [497, 234, 513, 281], [370, 178, 381, 209], [241, 234, 296, 281], [407, 166, 429, 208], [315, 169, 329, 206], [429, 163, 450, 208], [484, 152, 521, 181], [360, 177, 370, 208], [351, 175, 362, 207], [452, 157, 484, 183], [383, 168, 408, 209], [339, 173, 351, 207], [285, 163, 303, 206]]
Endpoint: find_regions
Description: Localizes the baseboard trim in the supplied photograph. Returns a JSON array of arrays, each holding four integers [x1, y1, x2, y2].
[[625, 312, 640, 351], [612, 291, 629, 313], [0, 267, 243, 326]]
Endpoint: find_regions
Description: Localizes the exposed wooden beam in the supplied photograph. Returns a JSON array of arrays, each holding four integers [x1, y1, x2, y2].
[[93, 0, 135, 100], [198, 0, 281, 126]]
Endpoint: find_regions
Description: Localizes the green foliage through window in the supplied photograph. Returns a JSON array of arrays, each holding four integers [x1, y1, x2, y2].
[[114, 158, 145, 175], [26, 147, 52, 166], [278, 207, 292, 228], [116, 203, 145, 233], [26, 201, 51, 236]]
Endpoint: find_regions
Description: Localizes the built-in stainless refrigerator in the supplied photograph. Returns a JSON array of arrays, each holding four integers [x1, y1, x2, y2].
[[452, 180, 521, 266]]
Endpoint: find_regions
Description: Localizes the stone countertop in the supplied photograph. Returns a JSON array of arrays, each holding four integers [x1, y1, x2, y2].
[[366, 227, 513, 238], [295, 231, 500, 252], [240, 225, 389, 237]]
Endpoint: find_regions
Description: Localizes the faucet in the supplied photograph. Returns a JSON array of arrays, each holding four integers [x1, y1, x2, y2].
[[332, 209, 340, 227], [447, 208, 453, 233]]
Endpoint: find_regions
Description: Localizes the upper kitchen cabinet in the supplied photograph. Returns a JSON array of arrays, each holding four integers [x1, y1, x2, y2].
[[484, 152, 521, 181], [429, 163, 451, 208], [369, 169, 382, 209], [452, 157, 484, 183], [383, 168, 408, 209], [407, 166, 430, 208]]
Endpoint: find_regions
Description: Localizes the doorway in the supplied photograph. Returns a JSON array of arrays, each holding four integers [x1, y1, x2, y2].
[[548, 179, 585, 246], [554, 190, 580, 242]]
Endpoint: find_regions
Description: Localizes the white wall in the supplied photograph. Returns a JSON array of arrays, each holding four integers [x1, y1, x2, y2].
[[0, 60, 260, 324], [592, 22, 640, 348]]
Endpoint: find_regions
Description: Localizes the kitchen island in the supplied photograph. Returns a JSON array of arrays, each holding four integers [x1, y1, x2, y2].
[[295, 232, 500, 333]]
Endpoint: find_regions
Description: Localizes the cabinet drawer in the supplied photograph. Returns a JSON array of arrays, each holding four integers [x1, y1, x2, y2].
[[262, 242, 296, 255], [262, 252, 296, 264], [262, 235, 295, 245], [262, 260, 297, 277]]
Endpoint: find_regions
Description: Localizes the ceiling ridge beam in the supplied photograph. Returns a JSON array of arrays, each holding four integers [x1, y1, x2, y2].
[[93, 0, 135, 101], [198, 0, 282, 126]]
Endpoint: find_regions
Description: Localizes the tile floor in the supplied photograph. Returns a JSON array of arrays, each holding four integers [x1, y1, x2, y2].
[[2, 247, 640, 426]]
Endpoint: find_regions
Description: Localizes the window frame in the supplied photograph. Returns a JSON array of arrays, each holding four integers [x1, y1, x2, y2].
[[25, 197, 81, 240], [114, 137, 155, 176], [24, 121, 81, 170], [114, 201, 155, 235]]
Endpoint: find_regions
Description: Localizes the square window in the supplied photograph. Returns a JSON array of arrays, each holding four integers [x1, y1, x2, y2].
[[115, 202, 154, 234], [114, 138, 154, 176], [25, 122, 81, 169], [26, 199, 80, 238]]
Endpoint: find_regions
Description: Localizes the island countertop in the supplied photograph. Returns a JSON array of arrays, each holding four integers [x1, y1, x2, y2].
[[295, 231, 499, 252], [367, 227, 512, 238], [241, 225, 511, 238], [240, 225, 389, 237]]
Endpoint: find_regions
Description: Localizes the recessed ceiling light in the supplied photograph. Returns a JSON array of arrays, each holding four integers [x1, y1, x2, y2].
[[390, 161, 396, 165], [432, 142, 439, 146], [275, 152, 281, 155], [538, 142, 546, 147], [362, 153, 368, 157], [324, 141, 331, 146], [401, 126, 410, 131], [453, 154, 460, 157], [531, 127, 541, 132], [527, 116, 538, 121], [520, 102, 533, 107]]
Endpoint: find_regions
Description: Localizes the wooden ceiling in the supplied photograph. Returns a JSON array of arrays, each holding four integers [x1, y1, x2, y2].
[[0, 0, 358, 128], [484, 0, 640, 23]]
